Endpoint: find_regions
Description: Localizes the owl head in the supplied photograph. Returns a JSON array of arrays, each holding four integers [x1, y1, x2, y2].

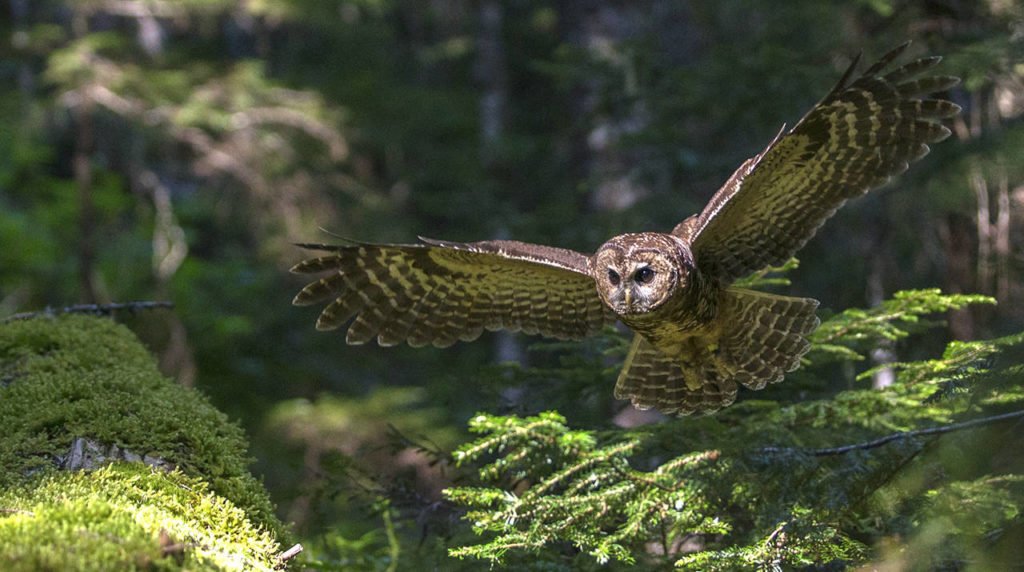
[[592, 232, 695, 315]]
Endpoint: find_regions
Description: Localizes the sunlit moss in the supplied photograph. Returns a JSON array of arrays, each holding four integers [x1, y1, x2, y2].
[[0, 463, 279, 571], [0, 314, 289, 570]]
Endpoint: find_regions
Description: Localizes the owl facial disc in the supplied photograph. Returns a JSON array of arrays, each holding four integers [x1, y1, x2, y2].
[[592, 233, 694, 316]]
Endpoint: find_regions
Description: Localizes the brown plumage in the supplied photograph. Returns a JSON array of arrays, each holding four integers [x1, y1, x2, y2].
[[292, 43, 959, 415]]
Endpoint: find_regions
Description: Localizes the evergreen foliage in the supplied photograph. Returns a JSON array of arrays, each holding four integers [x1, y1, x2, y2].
[[2, 1, 1023, 569], [809, 289, 997, 365], [444, 289, 1024, 569]]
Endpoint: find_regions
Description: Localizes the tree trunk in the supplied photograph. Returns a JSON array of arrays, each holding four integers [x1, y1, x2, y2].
[[938, 213, 977, 340], [866, 222, 895, 389], [476, 1, 524, 372], [74, 101, 100, 304]]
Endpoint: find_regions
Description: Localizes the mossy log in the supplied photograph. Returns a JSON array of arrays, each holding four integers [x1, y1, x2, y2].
[[0, 315, 291, 571]]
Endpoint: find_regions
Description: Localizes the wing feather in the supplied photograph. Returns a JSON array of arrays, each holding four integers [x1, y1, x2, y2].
[[291, 239, 616, 347], [684, 43, 960, 283]]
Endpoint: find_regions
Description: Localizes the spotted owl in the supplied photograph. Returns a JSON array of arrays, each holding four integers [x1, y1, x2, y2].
[[292, 43, 959, 415]]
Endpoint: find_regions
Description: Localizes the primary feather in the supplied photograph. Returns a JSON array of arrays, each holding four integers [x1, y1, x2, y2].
[[292, 44, 959, 416]]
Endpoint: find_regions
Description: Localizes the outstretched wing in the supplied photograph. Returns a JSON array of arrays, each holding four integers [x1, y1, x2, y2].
[[681, 43, 960, 283], [291, 238, 616, 348]]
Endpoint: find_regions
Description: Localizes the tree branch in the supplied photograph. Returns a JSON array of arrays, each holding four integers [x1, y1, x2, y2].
[[762, 409, 1024, 457], [0, 508, 35, 516], [276, 543, 304, 565], [1, 301, 174, 323]]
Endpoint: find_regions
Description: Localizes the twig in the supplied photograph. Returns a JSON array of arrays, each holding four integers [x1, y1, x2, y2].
[[609, 449, 719, 493], [0, 508, 36, 516], [277, 543, 303, 564], [1, 301, 174, 323], [762, 409, 1024, 457], [764, 521, 787, 546]]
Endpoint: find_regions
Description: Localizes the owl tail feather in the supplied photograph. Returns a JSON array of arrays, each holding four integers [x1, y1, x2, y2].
[[614, 288, 819, 415]]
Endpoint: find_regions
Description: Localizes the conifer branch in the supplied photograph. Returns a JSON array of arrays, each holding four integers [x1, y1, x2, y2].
[[609, 450, 720, 492], [762, 409, 1024, 457], [807, 289, 995, 362], [529, 441, 637, 497]]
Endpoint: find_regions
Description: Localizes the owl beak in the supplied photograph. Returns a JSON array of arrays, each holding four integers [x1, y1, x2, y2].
[[623, 288, 633, 311]]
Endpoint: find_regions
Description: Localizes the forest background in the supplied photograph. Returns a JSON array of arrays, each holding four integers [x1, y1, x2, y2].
[[1, 0, 1023, 569]]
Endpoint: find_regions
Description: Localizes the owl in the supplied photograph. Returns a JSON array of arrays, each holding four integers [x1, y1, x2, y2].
[[292, 43, 959, 415]]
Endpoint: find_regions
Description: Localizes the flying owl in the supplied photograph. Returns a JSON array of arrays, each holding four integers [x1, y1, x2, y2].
[[291, 43, 959, 415]]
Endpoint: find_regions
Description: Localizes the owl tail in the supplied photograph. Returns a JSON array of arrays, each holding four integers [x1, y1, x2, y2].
[[614, 288, 820, 415]]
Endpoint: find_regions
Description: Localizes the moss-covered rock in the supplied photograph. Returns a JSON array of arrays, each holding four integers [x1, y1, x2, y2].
[[0, 314, 289, 570]]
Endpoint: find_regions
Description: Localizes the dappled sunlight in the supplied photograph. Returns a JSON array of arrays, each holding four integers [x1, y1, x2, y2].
[[1, 1, 1023, 569]]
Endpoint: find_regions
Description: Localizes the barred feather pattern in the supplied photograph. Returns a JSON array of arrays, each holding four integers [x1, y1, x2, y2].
[[684, 43, 960, 284], [614, 289, 820, 414], [291, 240, 616, 348], [292, 44, 958, 417]]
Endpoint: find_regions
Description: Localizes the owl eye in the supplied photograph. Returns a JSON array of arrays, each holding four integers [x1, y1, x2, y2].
[[607, 269, 621, 286], [634, 267, 655, 284]]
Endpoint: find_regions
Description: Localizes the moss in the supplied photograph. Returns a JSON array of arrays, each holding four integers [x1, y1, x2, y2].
[[0, 315, 289, 569], [0, 462, 280, 571]]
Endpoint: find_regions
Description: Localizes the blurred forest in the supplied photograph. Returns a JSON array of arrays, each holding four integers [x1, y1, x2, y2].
[[2, 0, 1024, 569]]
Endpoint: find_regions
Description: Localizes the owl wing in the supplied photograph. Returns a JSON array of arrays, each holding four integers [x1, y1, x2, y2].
[[291, 238, 616, 347], [681, 43, 960, 283]]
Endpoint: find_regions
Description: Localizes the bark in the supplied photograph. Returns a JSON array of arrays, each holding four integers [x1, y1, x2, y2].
[[475, 1, 523, 369], [938, 213, 976, 340], [477, 0, 506, 165], [994, 167, 1010, 302], [562, 1, 649, 212], [865, 200, 895, 389], [74, 101, 101, 304]]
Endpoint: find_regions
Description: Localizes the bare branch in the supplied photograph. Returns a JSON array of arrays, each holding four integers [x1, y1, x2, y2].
[[762, 409, 1024, 457], [276, 543, 303, 566], [97, 0, 188, 19], [2, 301, 174, 323], [231, 107, 349, 161], [0, 508, 36, 516]]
